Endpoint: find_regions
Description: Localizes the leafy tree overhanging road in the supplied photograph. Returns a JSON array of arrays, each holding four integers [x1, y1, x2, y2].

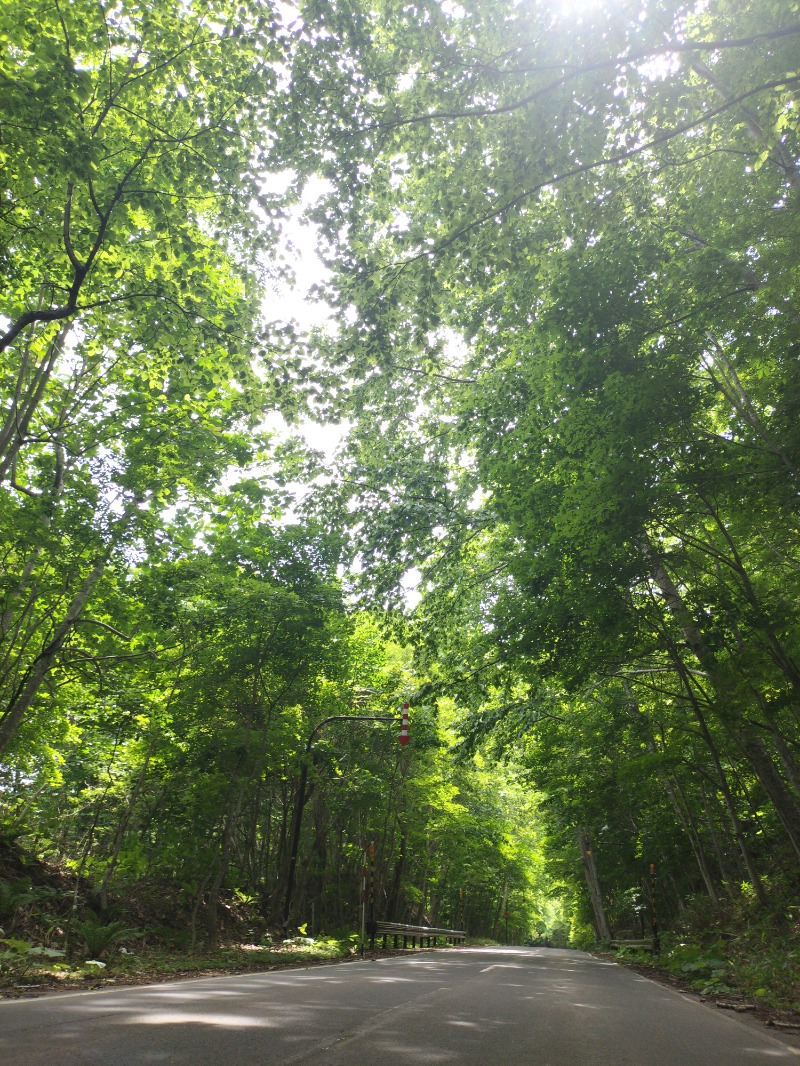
[[3, 0, 800, 1000]]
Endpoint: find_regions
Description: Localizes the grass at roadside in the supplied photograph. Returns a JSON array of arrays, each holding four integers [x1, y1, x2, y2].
[[0, 937, 360, 996]]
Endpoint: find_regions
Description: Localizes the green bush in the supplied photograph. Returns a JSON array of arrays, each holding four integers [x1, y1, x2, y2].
[[71, 918, 141, 959], [0, 935, 65, 983], [0, 878, 59, 927], [658, 937, 733, 994]]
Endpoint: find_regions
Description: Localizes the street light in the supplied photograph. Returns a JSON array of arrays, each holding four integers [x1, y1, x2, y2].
[[281, 710, 408, 935]]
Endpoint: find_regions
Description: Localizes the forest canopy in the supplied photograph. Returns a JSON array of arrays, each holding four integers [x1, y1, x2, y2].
[[1, 0, 800, 963]]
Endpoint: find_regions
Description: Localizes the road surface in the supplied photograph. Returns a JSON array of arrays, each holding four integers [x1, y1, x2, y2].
[[1, 946, 797, 1064]]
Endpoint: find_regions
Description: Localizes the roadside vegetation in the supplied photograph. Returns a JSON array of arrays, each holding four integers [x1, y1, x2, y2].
[[610, 890, 800, 1015]]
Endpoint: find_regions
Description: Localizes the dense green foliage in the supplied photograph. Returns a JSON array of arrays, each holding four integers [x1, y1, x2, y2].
[[2, 0, 800, 1005], [293, 0, 800, 948], [0, 0, 543, 951]]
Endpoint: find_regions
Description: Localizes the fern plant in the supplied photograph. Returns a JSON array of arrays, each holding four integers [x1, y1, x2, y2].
[[71, 918, 140, 959]]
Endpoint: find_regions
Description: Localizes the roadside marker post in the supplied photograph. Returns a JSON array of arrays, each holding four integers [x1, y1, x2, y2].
[[399, 704, 410, 747], [650, 862, 660, 954]]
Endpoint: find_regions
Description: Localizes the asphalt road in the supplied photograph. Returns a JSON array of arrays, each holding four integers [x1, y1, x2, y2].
[[1, 947, 798, 1065]]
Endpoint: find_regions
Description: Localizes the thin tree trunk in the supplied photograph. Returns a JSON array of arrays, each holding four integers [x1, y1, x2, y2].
[[0, 324, 71, 482], [0, 558, 108, 755], [99, 732, 157, 916], [643, 541, 800, 867], [206, 786, 245, 951], [668, 773, 721, 904], [0, 497, 140, 755], [699, 783, 737, 896], [622, 679, 720, 903], [664, 644, 768, 902], [386, 831, 407, 922]]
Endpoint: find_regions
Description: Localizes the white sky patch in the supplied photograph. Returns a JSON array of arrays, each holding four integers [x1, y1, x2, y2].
[[441, 1, 466, 18], [552, 0, 608, 18], [260, 173, 334, 330], [440, 327, 469, 367], [274, 0, 304, 31], [467, 486, 487, 511], [396, 67, 418, 92], [401, 566, 422, 609], [259, 410, 350, 461], [299, 417, 351, 457], [637, 52, 681, 82]]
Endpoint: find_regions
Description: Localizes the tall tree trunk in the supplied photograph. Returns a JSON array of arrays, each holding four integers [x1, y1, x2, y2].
[[0, 324, 71, 483], [696, 488, 800, 695], [205, 786, 245, 951], [664, 645, 768, 902], [0, 498, 139, 755], [738, 733, 800, 863], [386, 831, 407, 922], [668, 773, 721, 904], [98, 733, 156, 917], [414, 839, 432, 924], [699, 783, 737, 896], [577, 828, 611, 941]]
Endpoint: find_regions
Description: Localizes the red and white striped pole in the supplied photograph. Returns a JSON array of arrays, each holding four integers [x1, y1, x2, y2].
[[399, 703, 410, 747]]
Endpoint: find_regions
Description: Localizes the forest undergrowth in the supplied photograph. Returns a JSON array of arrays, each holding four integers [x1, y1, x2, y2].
[[608, 884, 800, 1020], [0, 836, 365, 997]]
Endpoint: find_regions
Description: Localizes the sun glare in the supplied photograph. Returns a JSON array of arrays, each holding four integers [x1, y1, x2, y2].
[[550, 0, 612, 20]]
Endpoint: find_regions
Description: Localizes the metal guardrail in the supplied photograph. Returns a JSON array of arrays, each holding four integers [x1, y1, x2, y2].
[[368, 920, 466, 950], [608, 938, 656, 952]]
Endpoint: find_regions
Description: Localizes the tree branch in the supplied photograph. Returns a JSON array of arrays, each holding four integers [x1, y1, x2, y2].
[[391, 75, 800, 270], [0, 144, 154, 356], [73, 619, 133, 641], [367, 25, 800, 131]]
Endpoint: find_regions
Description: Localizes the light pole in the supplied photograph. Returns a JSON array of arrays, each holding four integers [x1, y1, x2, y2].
[[281, 712, 405, 935]]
